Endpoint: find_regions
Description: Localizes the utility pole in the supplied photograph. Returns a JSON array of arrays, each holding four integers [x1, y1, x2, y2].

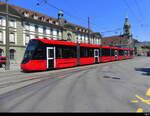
[[5, 0, 10, 70], [88, 17, 90, 44]]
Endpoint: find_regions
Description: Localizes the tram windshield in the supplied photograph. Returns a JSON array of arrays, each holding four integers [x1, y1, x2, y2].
[[22, 40, 39, 63]]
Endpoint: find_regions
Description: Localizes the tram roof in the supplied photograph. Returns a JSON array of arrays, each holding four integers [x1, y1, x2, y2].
[[102, 46, 111, 48], [111, 47, 119, 49], [80, 43, 101, 48], [34, 38, 77, 46]]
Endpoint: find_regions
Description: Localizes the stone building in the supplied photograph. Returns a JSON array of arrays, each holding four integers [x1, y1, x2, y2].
[[101, 16, 134, 49], [135, 41, 150, 56], [0, 2, 101, 64]]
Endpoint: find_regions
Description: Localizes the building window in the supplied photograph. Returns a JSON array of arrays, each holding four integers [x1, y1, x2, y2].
[[30, 24, 35, 32], [9, 49, 15, 60], [0, 17, 3, 26], [57, 30, 59, 40], [76, 37, 78, 43], [35, 35, 39, 38], [0, 49, 3, 56], [24, 22, 30, 30], [67, 33, 72, 41], [39, 25, 43, 33], [43, 27, 46, 34], [79, 38, 81, 43], [53, 21, 56, 24], [25, 35, 30, 45], [81, 37, 84, 43], [50, 28, 53, 38], [53, 28, 57, 40], [23, 12, 29, 17], [35, 25, 38, 33], [0, 31, 3, 42], [57, 30, 59, 35], [33, 15, 38, 20], [9, 19, 15, 27], [10, 32, 15, 43], [45, 27, 50, 35]]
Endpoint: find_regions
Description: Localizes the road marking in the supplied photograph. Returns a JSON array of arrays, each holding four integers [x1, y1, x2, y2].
[[135, 95, 150, 105], [146, 88, 150, 96], [131, 100, 139, 103], [136, 108, 143, 113], [131, 88, 150, 112]]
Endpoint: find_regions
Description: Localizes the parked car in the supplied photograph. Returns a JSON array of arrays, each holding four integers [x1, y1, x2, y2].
[[0, 56, 7, 67]]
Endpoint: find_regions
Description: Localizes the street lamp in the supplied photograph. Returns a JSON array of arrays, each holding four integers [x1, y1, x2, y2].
[[5, 0, 10, 70]]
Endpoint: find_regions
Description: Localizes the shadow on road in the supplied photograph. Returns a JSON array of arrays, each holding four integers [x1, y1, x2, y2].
[[135, 68, 150, 76]]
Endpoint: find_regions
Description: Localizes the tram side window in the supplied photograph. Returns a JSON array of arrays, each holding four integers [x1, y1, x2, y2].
[[127, 51, 130, 56], [63, 47, 74, 58], [124, 51, 127, 56], [80, 47, 88, 57], [56, 46, 76, 58], [126, 51, 128, 56], [130, 51, 133, 55], [119, 50, 124, 56], [111, 49, 115, 56], [102, 48, 110, 56], [111, 49, 118, 56], [56, 46, 63, 58], [80, 47, 94, 57], [88, 48, 94, 57]]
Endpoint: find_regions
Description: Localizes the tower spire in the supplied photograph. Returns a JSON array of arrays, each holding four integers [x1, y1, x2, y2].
[[58, 10, 66, 26], [123, 16, 131, 36]]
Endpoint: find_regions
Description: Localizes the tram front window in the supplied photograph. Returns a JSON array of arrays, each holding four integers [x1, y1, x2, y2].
[[22, 40, 39, 64]]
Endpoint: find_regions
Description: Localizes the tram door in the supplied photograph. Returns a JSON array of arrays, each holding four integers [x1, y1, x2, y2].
[[46, 47, 55, 69], [94, 49, 99, 63]]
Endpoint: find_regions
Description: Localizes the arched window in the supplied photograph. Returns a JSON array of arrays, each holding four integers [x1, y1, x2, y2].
[[0, 49, 3, 56], [9, 49, 16, 60], [67, 33, 72, 41]]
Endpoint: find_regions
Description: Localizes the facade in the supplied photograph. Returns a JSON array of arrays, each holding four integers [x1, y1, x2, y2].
[[101, 16, 134, 49], [135, 41, 150, 56], [101, 35, 129, 47], [0, 2, 101, 64]]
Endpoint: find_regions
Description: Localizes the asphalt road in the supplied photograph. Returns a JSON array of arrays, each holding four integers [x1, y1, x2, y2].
[[0, 56, 150, 112]]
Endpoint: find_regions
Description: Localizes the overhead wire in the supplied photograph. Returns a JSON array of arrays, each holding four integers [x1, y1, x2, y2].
[[133, 0, 148, 28], [123, 0, 142, 23], [36, 0, 126, 36]]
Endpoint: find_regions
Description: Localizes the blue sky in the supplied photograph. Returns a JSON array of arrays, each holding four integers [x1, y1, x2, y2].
[[4, 0, 150, 42]]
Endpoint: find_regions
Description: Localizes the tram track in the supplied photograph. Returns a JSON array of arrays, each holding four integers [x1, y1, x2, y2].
[[0, 64, 98, 79], [0, 65, 99, 96], [0, 68, 94, 104], [0, 62, 111, 89], [0, 61, 117, 98], [0, 57, 149, 112]]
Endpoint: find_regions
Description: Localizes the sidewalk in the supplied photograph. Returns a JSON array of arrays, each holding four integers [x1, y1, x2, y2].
[[0, 63, 21, 73]]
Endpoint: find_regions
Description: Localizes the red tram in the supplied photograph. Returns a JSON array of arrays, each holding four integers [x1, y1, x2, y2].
[[21, 38, 135, 71]]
